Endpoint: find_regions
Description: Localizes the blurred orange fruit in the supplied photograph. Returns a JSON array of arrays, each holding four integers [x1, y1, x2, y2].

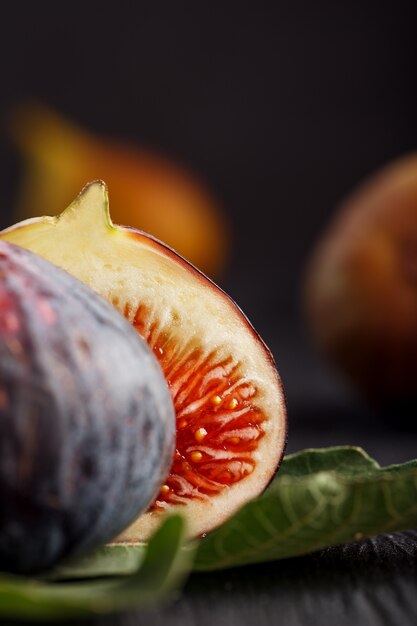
[[7, 103, 229, 278]]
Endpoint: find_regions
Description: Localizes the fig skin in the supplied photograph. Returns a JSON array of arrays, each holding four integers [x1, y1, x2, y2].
[[304, 152, 417, 406], [0, 241, 175, 575]]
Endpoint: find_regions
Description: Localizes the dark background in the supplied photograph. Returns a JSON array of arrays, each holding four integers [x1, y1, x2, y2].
[[0, 3, 416, 624], [0, 1, 416, 420]]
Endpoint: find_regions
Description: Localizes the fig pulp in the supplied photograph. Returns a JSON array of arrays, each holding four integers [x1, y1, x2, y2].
[[0, 241, 175, 574], [1, 181, 287, 540]]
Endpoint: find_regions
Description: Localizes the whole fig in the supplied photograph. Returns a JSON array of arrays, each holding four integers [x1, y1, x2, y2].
[[0, 241, 175, 574]]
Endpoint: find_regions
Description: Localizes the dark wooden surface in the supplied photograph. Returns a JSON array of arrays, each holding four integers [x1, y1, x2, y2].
[[53, 527, 417, 626], [124, 531, 417, 626]]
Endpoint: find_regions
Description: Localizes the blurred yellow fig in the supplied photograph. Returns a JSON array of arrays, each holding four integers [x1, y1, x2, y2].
[[8, 103, 229, 277]]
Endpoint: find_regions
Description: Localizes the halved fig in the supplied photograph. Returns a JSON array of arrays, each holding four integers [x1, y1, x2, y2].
[[1, 181, 287, 541]]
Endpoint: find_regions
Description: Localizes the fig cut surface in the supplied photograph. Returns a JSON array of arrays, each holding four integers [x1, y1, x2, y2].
[[1, 181, 287, 541]]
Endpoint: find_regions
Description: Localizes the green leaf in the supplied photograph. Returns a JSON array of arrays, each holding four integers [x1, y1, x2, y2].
[[47, 544, 145, 581], [0, 515, 194, 621], [194, 446, 417, 570], [42, 447, 417, 581]]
